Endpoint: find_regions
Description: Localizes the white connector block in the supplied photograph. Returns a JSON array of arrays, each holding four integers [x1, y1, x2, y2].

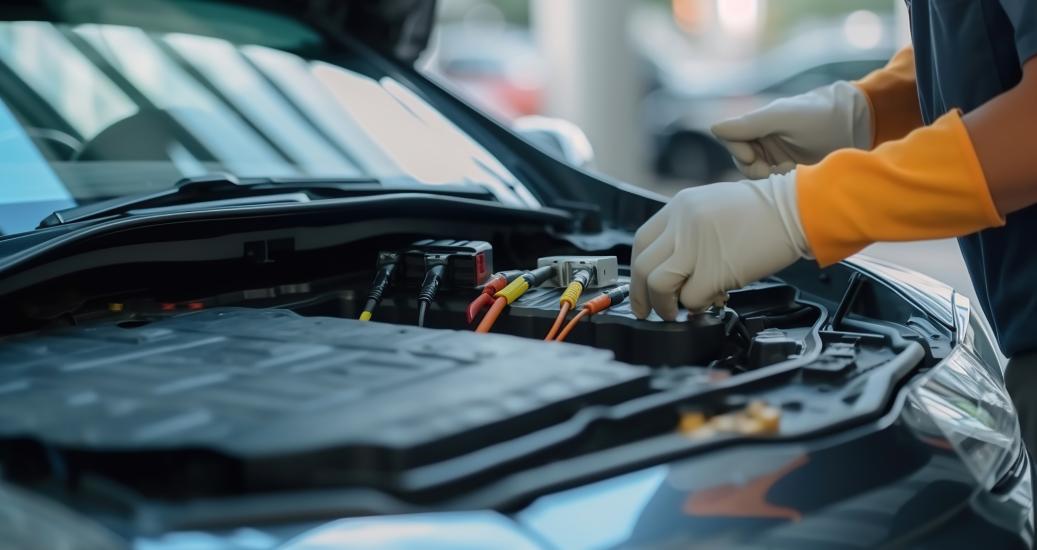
[[537, 256, 619, 288]]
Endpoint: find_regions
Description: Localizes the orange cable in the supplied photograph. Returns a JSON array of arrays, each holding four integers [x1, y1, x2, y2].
[[544, 301, 572, 341], [475, 296, 508, 333], [555, 309, 590, 343]]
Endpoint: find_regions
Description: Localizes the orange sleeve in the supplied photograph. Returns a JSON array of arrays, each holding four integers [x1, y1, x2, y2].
[[853, 47, 925, 148], [797, 110, 1004, 266]]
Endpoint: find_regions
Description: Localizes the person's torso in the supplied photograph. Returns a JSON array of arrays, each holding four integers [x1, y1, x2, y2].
[[909, 0, 1037, 357]]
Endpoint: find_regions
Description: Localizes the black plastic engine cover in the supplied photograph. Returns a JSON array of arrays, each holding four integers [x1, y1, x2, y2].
[[0, 308, 649, 496]]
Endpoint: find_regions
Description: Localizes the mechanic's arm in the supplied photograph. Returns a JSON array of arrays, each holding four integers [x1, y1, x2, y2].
[[630, 58, 1037, 320], [967, 57, 1037, 214], [710, 47, 923, 178], [801, 57, 1037, 264]]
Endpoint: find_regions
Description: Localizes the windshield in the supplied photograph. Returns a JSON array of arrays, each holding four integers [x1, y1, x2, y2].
[[0, 1, 536, 235]]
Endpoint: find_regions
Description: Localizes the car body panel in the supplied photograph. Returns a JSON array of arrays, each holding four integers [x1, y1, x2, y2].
[[516, 382, 1030, 549], [846, 255, 955, 330], [280, 512, 544, 550]]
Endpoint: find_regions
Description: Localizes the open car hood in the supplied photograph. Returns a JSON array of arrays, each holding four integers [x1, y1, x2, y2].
[[294, 0, 438, 63], [6, 0, 438, 64]]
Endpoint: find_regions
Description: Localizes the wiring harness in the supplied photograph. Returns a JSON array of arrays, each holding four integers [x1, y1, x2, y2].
[[545, 268, 593, 340], [475, 265, 556, 333], [466, 270, 524, 324], [554, 284, 630, 342], [360, 240, 492, 325]]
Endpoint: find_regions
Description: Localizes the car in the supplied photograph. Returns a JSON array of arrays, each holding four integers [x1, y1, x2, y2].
[[421, 22, 546, 122], [645, 26, 896, 183], [0, 1, 1030, 549]]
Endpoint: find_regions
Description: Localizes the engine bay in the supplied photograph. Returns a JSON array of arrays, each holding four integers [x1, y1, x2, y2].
[[0, 229, 945, 533]]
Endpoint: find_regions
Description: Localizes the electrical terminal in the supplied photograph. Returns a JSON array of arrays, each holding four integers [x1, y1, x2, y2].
[[536, 256, 618, 288]]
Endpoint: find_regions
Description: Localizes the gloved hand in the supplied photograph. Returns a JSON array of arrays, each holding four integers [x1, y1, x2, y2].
[[630, 171, 811, 320], [711, 81, 872, 179]]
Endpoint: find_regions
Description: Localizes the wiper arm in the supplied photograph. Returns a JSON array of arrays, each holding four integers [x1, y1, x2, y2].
[[38, 173, 494, 228]]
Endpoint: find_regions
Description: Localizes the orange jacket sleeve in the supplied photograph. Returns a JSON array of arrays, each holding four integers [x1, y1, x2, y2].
[[854, 47, 925, 148]]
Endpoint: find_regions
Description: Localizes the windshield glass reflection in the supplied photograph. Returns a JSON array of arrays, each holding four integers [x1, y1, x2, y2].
[[0, 16, 533, 234]]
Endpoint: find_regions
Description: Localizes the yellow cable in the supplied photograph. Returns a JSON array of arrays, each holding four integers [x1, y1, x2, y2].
[[559, 280, 584, 307], [359, 311, 373, 321], [545, 280, 585, 340], [494, 277, 531, 304]]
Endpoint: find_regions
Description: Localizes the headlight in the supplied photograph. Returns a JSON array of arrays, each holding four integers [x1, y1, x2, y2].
[[906, 293, 1026, 495], [907, 345, 1022, 490]]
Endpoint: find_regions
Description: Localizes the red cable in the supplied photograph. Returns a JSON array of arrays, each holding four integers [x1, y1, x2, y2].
[[466, 293, 495, 324]]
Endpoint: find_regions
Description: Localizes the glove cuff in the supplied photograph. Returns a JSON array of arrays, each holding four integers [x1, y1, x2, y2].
[[854, 47, 925, 148], [796, 110, 1004, 266], [830, 81, 874, 151], [766, 171, 813, 260]]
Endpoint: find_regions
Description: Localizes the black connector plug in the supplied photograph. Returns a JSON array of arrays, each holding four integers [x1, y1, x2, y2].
[[416, 260, 447, 327], [359, 252, 399, 321], [528, 265, 557, 286]]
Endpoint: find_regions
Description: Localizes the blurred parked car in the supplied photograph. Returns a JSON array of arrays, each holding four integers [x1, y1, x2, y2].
[[422, 22, 545, 121], [646, 26, 896, 183]]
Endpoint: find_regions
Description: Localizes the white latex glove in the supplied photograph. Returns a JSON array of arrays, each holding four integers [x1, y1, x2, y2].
[[711, 81, 872, 179], [630, 171, 811, 320]]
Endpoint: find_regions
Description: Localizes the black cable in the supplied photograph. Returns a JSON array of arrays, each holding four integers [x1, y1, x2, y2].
[[417, 302, 429, 328], [360, 252, 399, 321], [528, 265, 557, 286], [416, 263, 446, 327], [841, 318, 915, 353]]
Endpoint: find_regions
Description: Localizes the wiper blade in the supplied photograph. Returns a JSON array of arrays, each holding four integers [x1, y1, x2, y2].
[[38, 173, 494, 228]]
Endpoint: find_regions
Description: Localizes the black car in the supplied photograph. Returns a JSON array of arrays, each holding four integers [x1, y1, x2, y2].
[[0, 1, 1030, 548]]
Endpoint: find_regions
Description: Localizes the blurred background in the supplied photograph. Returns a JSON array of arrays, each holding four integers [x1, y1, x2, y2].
[[418, 0, 978, 317]]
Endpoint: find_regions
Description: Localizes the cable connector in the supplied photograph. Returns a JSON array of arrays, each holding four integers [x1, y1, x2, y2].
[[494, 265, 555, 305], [546, 268, 594, 340], [466, 270, 523, 324], [402, 240, 493, 289], [477, 265, 557, 333], [559, 269, 593, 307], [495, 277, 531, 305], [537, 256, 619, 288], [554, 284, 630, 342], [359, 252, 399, 321], [584, 285, 631, 314], [416, 259, 447, 327]]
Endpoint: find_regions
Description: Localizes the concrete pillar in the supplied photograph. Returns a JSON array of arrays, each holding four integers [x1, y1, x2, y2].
[[531, 0, 647, 184], [894, 0, 912, 47]]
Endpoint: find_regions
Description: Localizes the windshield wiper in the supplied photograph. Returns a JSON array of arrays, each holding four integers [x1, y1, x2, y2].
[[38, 173, 495, 228]]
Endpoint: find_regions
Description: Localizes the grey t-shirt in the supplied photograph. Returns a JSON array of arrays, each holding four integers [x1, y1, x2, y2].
[[908, 0, 1037, 356]]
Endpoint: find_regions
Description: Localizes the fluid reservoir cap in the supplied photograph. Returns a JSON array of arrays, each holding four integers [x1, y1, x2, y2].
[[537, 256, 619, 288]]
